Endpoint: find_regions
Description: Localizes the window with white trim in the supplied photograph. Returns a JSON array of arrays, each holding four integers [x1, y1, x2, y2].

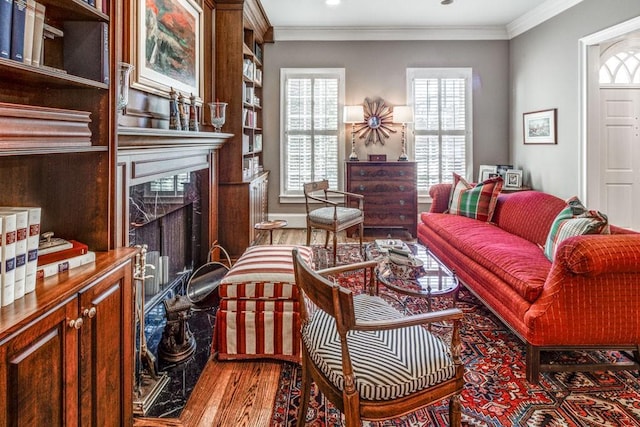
[[280, 68, 345, 198], [407, 68, 472, 197]]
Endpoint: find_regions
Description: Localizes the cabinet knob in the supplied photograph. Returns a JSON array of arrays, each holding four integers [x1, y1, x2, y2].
[[68, 318, 84, 330], [399, 215, 406, 220], [359, 170, 365, 176], [399, 185, 405, 191], [83, 307, 97, 318], [359, 185, 366, 191], [399, 199, 405, 205]]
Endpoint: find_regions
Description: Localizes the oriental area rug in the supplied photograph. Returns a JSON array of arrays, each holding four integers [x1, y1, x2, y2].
[[270, 244, 640, 427]]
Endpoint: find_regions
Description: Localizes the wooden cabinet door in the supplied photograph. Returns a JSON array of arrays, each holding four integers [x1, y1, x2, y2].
[[78, 261, 134, 427], [0, 299, 79, 427]]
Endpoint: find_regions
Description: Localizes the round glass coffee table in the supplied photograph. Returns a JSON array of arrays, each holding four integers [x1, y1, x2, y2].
[[366, 242, 459, 312]]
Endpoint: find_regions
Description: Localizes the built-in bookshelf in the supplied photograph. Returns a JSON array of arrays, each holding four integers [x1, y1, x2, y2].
[[215, 0, 272, 256], [0, 0, 138, 424]]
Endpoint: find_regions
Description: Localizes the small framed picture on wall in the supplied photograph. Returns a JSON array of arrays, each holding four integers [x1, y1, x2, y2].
[[523, 109, 557, 144]]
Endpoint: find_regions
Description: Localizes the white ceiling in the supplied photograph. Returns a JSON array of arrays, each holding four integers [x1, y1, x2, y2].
[[260, 0, 584, 40]]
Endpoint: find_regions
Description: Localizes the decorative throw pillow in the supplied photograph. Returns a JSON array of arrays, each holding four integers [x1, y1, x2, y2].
[[448, 173, 503, 222], [544, 196, 610, 261]]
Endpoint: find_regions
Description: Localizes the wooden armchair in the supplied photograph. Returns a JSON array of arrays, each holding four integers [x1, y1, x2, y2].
[[292, 248, 465, 427], [303, 180, 364, 265]]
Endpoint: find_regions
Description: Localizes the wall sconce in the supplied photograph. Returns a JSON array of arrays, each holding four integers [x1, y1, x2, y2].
[[344, 105, 364, 161], [393, 106, 414, 161]]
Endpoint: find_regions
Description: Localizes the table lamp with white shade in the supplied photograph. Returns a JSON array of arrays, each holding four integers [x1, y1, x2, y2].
[[393, 106, 414, 161], [344, 105, 364, 161]]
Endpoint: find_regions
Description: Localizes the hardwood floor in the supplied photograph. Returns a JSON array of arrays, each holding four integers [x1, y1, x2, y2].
[[134, 227, 413, 427]]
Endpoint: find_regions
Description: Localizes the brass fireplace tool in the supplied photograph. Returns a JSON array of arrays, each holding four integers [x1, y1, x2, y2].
[[133, 245, 169, 415]]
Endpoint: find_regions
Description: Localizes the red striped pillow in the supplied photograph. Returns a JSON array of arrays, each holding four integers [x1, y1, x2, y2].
[[448, 173, 503, 222]]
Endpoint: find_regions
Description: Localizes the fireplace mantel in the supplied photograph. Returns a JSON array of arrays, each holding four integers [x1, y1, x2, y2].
[[117, 127, 232, 150]]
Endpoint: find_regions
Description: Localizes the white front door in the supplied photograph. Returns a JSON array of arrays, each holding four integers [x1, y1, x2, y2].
[[599, 87, 640, 230]]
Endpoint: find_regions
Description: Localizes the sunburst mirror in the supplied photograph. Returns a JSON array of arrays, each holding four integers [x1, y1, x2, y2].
[[355, 97, 396, 145]]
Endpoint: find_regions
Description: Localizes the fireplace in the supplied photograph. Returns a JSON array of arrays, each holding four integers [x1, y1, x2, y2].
[[117, 127, 231, 415]]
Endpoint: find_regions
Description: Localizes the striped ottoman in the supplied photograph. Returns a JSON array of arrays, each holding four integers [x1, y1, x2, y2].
[[212, 245, 314, 362]]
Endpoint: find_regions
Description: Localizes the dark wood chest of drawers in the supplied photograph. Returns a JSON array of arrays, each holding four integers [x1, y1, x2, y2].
[[345, 161, 417, 237]]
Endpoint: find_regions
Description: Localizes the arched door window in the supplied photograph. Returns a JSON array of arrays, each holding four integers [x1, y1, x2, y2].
[[599, 40, 640, 85]]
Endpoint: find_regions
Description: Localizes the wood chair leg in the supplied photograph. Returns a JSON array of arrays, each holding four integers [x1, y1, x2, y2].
[[358, 222, 363, 255], [449, 392, 461, 427], [342, 391, 361, 427], [332, 231, 338, 266], [526, 343, 541, 384], [297, 358, 311, 427], [324, 230, 330, 248], [306, 226, 311, 246]]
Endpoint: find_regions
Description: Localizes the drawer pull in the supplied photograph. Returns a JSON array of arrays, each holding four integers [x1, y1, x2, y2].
[[399, 185, 405, 191], [399, 215, 406, 220], [399, 200, 405, 206], [83, 307, 97, 318], [359, 185, 366, 191]]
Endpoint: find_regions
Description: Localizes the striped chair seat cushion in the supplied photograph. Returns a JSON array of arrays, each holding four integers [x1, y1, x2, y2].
[[302, 294, 456, 401], [219, 245, 313, 299], [309, 206, 362, 225]]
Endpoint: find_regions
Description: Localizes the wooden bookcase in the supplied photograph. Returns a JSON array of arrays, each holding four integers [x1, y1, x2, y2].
[[215, 0, 272, 256], [0, 0, 137, 424]]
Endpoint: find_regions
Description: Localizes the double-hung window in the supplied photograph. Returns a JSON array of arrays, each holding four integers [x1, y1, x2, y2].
[[407, 68, 473, 198], [280, 68, 345, 199]]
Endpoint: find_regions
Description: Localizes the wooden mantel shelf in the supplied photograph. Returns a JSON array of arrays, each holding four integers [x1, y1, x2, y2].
[[118, 127, 233, 150]]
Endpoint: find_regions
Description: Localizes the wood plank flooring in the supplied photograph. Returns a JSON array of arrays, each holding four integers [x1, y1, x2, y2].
[[134, 228, 414, 427]]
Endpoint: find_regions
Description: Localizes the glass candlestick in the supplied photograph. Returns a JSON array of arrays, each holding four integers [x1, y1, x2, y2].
[[116, 63, 134, 113], [208, 101, 227, 132]]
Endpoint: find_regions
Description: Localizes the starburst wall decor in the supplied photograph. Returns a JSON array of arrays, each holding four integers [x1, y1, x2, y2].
[[354, 97, 396, 145]]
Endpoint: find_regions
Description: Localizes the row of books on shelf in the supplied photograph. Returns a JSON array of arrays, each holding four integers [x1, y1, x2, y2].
[[243, 108, 259, 128], [0, 0, 109, 84], [0, 206, 96, 307], [242, 58, 262, 84], [242, 83, 261, 107]]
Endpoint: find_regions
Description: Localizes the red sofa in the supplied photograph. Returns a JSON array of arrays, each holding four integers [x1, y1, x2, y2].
[[418, 184, 640, 383]]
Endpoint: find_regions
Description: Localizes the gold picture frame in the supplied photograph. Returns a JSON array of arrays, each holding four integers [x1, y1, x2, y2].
[[130, 0, 203, 101]]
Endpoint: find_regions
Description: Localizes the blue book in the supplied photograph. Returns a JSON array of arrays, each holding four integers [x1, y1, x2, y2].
[[0, 0, 12, 58], [10, 0, 25, 62]]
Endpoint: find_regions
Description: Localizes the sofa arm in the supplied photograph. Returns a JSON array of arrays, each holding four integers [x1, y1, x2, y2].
[[554, 234, 640, 276], [429, 183, 452, 213]]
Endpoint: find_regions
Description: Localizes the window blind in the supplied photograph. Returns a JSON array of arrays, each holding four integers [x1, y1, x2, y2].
[[408, 68, 472, 195], [281, 69, 344, 196]]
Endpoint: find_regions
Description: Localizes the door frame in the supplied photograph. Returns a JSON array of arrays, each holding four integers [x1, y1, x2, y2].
[[579, 16, 640, 207]]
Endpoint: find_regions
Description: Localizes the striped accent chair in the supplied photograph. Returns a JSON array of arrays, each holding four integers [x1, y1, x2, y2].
[[213, 245, 314, 362], [292, 248, 465, 427]]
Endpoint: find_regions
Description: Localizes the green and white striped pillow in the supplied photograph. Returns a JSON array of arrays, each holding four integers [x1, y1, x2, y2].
[[544, 197, 610, 261]]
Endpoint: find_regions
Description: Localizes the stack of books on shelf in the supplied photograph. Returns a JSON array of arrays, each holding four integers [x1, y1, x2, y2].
[[36, 237, 94, 280], [0, 207, 40, 307], [0, 206, 96, 308]]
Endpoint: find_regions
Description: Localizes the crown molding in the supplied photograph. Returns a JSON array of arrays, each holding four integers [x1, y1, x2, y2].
[[507, 0, 584, 39], [272, 26, 509, 41]]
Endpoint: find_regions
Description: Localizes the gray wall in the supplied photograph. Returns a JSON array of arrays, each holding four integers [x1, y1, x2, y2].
[[263, 40, 510, 216], [510, 0, 640, 199]]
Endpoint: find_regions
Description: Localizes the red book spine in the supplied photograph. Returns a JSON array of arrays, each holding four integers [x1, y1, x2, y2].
[[37, 240, 88, 266]]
